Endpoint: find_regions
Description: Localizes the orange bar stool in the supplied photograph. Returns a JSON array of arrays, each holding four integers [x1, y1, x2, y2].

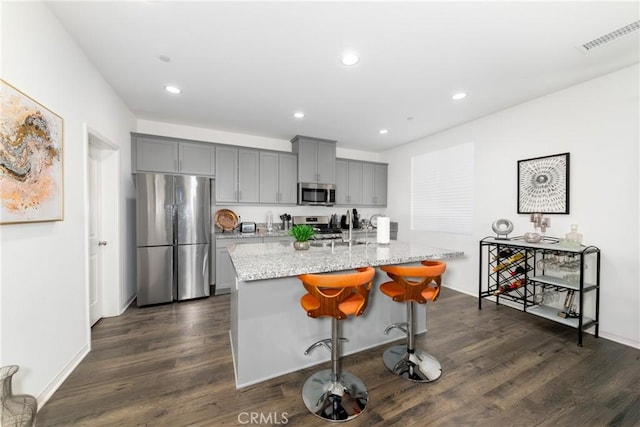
[[297, 267, 375, 422], [379, 260, 446, 382]]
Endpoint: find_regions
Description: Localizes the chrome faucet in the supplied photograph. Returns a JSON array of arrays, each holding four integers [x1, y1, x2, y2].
[[346, 209, 352, 244]]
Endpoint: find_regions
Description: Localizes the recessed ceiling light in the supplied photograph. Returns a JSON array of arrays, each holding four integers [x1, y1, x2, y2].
[[165, 85, 182, 94], [452, 92, 467, 100], [378, 129, 388, 134], [293, 112, 305, 119], [341, 52, 359, 66]]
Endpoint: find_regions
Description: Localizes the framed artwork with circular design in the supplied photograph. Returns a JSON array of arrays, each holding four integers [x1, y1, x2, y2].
[[517, 152, 570, 214]]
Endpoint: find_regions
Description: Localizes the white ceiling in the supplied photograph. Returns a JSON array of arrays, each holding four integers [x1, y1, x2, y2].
[[47, 1, 639, 152]]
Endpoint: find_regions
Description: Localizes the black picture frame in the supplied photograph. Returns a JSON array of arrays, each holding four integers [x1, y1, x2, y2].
[[517, 152, 570, 214]]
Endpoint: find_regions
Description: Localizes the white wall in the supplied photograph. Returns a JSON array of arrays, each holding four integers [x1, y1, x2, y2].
[[0, 1, 136, 403], [384, 64, 640, 348]]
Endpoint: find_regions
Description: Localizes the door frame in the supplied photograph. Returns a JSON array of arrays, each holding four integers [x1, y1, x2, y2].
[[85, 125, 121, 326]]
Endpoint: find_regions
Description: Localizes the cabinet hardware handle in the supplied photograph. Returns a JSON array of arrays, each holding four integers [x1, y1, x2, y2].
[[98, 241, 108, 246]]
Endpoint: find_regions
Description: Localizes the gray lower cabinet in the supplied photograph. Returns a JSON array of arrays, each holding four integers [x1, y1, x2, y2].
[[215, 236, 291, 294], [132, 133, 215, 176], [215, 238, 260, 294], [260, 152, 297, 204], [215, 147, 260, 204]]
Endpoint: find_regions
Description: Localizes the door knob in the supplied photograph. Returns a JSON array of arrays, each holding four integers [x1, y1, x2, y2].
[[98, 241, 108, 246]]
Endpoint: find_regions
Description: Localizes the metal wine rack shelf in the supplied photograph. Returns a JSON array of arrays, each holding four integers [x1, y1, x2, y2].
[[478, 236, 600, 346]]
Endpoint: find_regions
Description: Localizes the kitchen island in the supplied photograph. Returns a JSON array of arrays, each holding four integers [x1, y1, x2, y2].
[[228, 239, 463, 388]]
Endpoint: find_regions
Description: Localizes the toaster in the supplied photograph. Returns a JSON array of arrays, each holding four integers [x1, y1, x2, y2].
[[240, 222, 257, 233]]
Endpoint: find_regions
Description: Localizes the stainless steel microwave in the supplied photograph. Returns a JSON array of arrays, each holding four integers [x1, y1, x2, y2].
[[297, 183, 336, 206]]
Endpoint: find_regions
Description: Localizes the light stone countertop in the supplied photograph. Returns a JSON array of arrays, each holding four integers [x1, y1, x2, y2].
[[228, 239, 464, 281]]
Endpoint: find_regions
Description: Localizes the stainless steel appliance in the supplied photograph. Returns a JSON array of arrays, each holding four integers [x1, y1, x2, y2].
[[240, 222, 257, 233], [297, 183, 336, 206], [136, 173, 210, 306], [292, 215, 343, 240]]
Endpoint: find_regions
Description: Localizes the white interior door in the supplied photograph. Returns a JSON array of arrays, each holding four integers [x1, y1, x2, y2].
[[88, 145, 104, 325]]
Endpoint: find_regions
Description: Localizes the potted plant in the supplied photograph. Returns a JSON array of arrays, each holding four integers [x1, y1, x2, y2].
[[289, 224, 314, 250]]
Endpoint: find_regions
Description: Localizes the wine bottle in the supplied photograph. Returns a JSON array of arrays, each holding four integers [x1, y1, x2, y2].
[[492, 248, 514, 260], [492, 252, 524, 272], [510, 265, 530, 276], [492, 279, 523, 295]]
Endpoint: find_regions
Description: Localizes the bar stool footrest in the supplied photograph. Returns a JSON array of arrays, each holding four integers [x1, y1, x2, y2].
[[304, 337, 348, 356], [384, 321, 409, 335], [302, 369, 368, 422], [382, 345, 442, 383]]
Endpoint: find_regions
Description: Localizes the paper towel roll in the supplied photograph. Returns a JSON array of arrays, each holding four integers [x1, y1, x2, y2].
[[377, 246, 390, 258], [377, 216, 390, 244]]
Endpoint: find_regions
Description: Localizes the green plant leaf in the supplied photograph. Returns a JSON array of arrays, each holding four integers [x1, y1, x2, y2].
[[289, 224, 315, 242]]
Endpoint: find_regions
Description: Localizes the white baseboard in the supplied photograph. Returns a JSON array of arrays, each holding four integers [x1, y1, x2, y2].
[[36, 343, 90, 409]]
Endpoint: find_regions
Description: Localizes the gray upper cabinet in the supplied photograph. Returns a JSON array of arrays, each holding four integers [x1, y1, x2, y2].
[[215, 146, 259, 204], [335, 159, 363, 205], [132, 134, 214, 176], [278, 153, 297, 204], [373, 164, 387, 206], [259, 152, 279, 204], [338, 159, 387, 207], [291, 135, 336, 184], [260, 152, 297, 204], [135, 135, 178, 173], [215, 146, 238, 203], [238, 149, 259, 203], [362, 163, 375, 205], [178, 142, 216, 176], [362, 162, 388, 206], [335, 159, 349, 205]]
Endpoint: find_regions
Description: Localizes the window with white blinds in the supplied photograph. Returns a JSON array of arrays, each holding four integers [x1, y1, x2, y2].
[[410, 142, 474, 234]]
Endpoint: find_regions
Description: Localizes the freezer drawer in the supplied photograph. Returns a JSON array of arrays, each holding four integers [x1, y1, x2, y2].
[[137, 246, 174, 306], [177, 244, 210, 300]]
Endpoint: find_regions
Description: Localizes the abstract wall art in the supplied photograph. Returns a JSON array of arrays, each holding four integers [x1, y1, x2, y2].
[[1, 79, 64, 224], [517, 152, 569, 214]]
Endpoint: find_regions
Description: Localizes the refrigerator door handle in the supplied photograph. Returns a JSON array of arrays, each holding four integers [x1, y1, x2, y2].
[[172, 204, 178, 245]]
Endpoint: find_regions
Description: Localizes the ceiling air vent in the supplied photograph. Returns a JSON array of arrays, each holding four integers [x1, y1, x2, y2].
[[577, 20, 640, 53]]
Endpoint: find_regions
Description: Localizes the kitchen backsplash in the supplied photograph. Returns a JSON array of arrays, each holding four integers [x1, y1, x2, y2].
[[214, 205, 387, 230]]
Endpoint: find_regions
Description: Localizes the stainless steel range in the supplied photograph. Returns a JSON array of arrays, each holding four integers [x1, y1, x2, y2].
[[292, 215, 343, 240]]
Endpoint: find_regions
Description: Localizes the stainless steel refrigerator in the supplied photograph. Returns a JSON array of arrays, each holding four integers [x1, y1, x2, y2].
[[136, 173, 210, 306]]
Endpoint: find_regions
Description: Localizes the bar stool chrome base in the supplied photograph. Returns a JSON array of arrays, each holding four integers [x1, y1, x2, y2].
[[302, 369, 368, 422], [382, 345, 442, 382]]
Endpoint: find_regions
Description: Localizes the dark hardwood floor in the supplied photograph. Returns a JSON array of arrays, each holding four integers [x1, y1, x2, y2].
[[37, 287, 639, 426]]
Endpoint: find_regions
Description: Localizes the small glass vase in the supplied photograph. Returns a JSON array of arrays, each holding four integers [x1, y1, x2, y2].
[[293, 241, 310, 250], [565, 224, 583, 245]]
